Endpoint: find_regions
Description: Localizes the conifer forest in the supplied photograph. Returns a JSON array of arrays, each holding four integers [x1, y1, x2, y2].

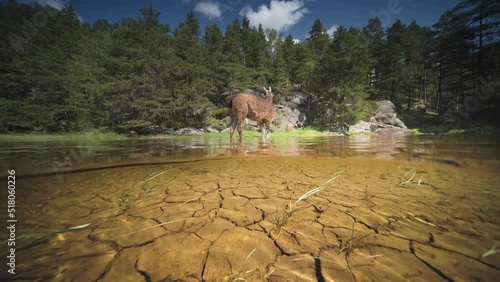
[[0, 0, 498, 133]]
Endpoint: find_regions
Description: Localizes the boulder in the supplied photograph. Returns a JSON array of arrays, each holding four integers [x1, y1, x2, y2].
[[349, 100, 411, 136], [275, 105, 306, 130], [138, 126, 174, 135], [204, 126, 220, 133], [173, 128, 204, 135], [348, 121, 376, 134]]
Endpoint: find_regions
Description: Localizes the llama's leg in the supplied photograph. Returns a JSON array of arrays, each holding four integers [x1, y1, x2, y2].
[[237, 117, 245, 142], [256, 121, 264, 141], [264, 120, 271, 140], [229, 114, 236, 141]]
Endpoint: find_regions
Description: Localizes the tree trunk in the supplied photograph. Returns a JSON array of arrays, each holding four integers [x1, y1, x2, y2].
[[437, 63, 442, 113]]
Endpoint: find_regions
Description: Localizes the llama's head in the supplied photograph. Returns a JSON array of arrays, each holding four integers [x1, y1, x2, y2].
[[263, 86, 273, 101]]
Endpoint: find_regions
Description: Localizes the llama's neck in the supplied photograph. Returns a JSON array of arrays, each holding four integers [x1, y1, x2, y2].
[[266, 93, 273, 103]]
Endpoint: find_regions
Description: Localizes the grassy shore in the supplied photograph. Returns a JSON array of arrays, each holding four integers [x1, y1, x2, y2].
[[410, 125, 499, 135], [0, 130, 134, 142], [2, 126, 496, 142], [201, 128, 330, 138], [0, 128, 331, 142]]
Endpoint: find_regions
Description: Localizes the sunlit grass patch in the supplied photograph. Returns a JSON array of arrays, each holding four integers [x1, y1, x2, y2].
[[271, 128, 328, 137], [410, 125, 499, 135], [0, 130, 133, 142], [411, 128, 423, 135], [174, 127, 328, 138]]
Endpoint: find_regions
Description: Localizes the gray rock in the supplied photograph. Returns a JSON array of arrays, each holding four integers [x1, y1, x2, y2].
[[173, 128, 204, 135], [221, 89, 258, 96], [348, 121, 375, 134], [349, 100, 411, 136], [288, 95, 307, 106], [275, 105, 306, 130], [241, 88, 257, 95], [204, 127, 220, 133], [138, 126, 174, 135]]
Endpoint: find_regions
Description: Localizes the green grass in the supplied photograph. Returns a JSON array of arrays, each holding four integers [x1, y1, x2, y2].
[[271, 128, 328, 137], [175, 127, 329, 138], [0, 130, 135, 142], [410, 125, 499, 135], [0, 127, 329, 142], [448, 126, 499, 135], [344, 130, 375, 136], [411, 128, 423, 135]]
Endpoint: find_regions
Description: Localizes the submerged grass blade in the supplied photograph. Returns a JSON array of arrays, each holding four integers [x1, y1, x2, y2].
[[0, 223, 92, 256], [294, 171, 343, 206], [481, 243, 500, 258], [400, 169, 417, 185], [68, 223, 91, 230], [144, 169, 173, 182], [277, 160, 289, 172], [363, 254, 383, 259], [244, 248, 257, 262], [113, 218, 188, 239], [180, 197, 198, 206]]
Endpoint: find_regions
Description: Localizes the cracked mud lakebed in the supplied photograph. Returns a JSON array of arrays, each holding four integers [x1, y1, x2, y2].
[[6, 154, 500, 281]]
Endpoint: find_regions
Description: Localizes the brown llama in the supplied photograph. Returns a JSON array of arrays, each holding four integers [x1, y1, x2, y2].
[[225, 87, 275, 141]]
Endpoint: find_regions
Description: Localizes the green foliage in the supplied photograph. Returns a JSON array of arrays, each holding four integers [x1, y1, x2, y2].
[[312, 85, 369, 128], [0, 130, 132, 142], [0, 0, 497, 134], [306, 18, 330, 60], [309, 26, 371, 127]]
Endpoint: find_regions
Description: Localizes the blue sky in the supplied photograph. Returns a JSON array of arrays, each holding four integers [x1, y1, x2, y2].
[[25, 0, 461, 39]]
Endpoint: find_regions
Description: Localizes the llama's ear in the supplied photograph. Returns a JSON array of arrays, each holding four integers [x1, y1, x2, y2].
[[268, 86, 272, 92], [263, 86, 267, 93]]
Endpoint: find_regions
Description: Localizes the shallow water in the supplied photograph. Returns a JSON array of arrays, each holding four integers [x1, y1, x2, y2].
[[1, 134, 499, 281], [1, 134, 499, 176]]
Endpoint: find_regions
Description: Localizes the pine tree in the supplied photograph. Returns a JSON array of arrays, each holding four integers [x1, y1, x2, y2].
[[432, 10, 476, 116], [312, 26, 371, 127], [363, 17, 385, 91], [306, 18, 329, 60]]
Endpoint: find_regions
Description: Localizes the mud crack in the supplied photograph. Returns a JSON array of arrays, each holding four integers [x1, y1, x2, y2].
[[135, 258, 152, 282], [314, 257, 326, 282], [409, 241, 454, 282], [200, 250, 210, 282]]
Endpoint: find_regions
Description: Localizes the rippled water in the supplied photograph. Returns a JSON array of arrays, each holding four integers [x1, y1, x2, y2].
[[1, 134, 499, 281], [1, 134, 499, 176]]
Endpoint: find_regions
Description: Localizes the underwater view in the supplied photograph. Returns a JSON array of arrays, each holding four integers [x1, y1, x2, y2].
[[1, 134, 499, 281]]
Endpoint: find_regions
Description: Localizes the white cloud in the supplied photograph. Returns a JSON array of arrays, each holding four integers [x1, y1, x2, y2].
[[240, 0, 309, 32], [326, 24, 339, 37], [194, 1, 222, 20], [34, 0, 67, 11], [24, 0, 83, 22], [293, 38, 301, 44]]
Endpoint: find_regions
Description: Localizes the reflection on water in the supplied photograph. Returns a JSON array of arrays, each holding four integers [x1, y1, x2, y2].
[[1, 134, 499, 176]]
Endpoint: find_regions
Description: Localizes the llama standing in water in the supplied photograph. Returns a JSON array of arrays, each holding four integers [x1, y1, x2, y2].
[[225, 87, 275, 142]]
